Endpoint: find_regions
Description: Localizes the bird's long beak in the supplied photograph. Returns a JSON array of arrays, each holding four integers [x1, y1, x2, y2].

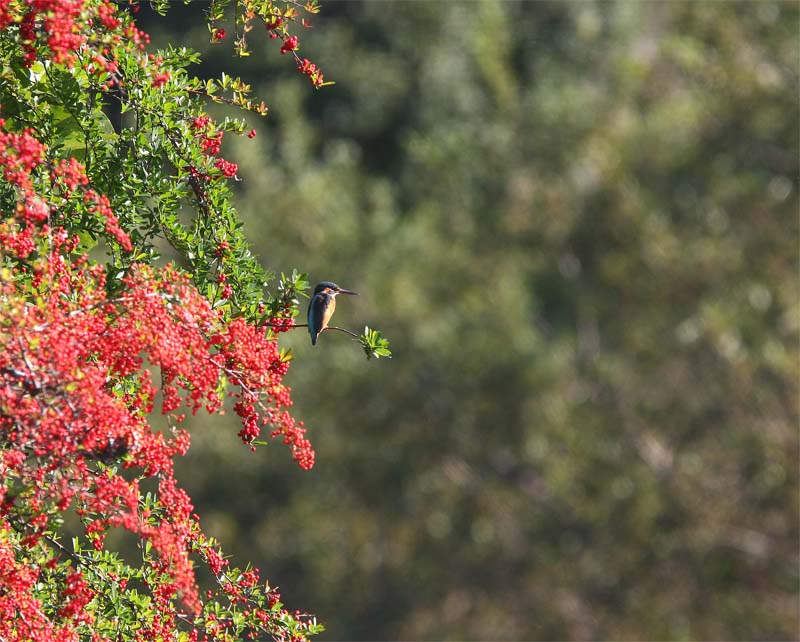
[[336, 288, 359, 296]]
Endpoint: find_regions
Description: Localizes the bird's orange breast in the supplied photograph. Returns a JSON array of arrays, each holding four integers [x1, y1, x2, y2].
[[320, 295, 336, 330]]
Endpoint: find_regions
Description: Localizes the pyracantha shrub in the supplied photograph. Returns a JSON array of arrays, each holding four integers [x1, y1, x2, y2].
[[0, 0, 348, 639]]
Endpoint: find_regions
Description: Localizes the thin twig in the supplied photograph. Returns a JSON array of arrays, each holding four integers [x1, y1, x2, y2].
[[261, 322, 361, 340], [326, 326, 361, 340]]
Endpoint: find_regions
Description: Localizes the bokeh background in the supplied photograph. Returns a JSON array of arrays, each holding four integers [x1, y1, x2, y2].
[[145, 2, 798, 639]]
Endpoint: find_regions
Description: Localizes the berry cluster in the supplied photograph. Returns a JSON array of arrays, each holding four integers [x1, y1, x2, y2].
[[192, 116, 240, 180]]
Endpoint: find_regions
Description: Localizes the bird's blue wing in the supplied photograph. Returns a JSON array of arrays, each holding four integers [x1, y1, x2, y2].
[[308, 293, 336, 345]]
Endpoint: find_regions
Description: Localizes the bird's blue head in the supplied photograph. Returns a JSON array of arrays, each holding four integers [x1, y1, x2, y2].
[[312, 282, 358, 296]]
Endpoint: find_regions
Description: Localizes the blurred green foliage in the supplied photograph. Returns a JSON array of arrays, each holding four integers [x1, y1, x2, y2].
[[146, 1, 798, 639]]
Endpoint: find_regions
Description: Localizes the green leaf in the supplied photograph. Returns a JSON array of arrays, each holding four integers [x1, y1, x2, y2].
[[94, 107, 116, 137], [51, 105, 86, 158]]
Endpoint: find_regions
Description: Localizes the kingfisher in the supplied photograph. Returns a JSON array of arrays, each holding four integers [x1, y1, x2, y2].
[[307, 281, 358, 345]]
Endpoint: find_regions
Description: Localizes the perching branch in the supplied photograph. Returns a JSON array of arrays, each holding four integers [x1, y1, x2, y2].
[[325, 325, 361, 339], [264, 322, 360, 340], [262, 322, 391, 359]]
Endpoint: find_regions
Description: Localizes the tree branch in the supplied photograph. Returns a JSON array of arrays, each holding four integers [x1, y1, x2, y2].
[[262, 322, 361, 340]]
